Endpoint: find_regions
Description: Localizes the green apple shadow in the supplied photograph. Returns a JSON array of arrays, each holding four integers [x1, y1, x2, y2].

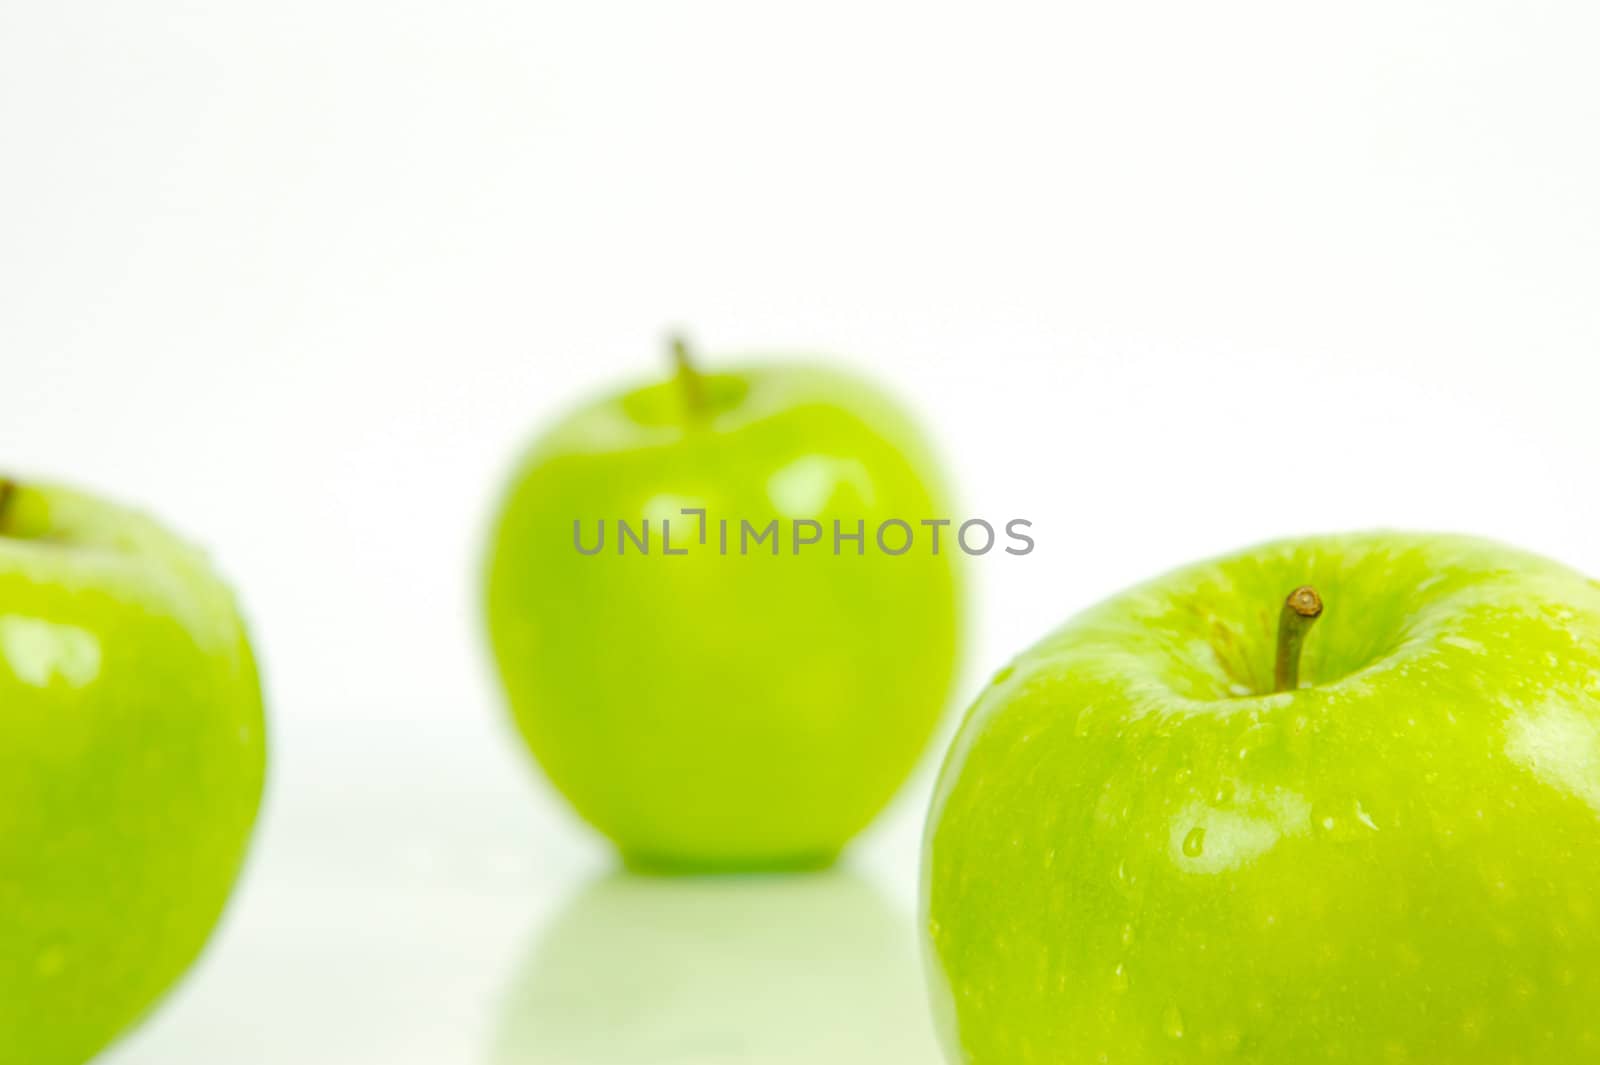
[[488, 870, 943, 1064]]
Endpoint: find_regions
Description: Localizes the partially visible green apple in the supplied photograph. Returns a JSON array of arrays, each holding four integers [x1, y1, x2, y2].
[[0, 478, 266, 1065], [484, 341, 961, 871], [924, 532, 1600, 1063]]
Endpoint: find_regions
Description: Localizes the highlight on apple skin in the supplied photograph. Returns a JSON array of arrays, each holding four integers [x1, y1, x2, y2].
[[0, 478, 268, 1065], [482, 342, 962, 872], [923, 531, 1600, 1063]]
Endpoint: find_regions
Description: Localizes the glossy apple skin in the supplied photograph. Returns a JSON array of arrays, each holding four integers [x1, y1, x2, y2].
[[485, 364, 960, 870], [0, 483, 266, 1065], [924, 532, 1600, 1063]]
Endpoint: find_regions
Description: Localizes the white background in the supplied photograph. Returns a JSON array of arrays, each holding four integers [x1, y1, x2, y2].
[[2, 1, 1598, 1062]]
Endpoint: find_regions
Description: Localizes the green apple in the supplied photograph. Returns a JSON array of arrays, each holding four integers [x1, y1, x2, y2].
[[493, 871, 941, 1063], [0, 478, 266, 1065], [924, 532, 1600, 1063], [484, 341, 961, 871]]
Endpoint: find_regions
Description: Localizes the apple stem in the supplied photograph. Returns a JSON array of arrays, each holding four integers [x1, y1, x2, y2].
[[0, 477, 15, 534], [670, 334, 707, 416], [1274, 585, 1323, 693]]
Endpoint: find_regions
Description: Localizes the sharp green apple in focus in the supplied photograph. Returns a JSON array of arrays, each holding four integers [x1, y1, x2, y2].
[[924, 532, 1600, 1063], [0, 479, 266, 1065], [484, 341, 961, 870]]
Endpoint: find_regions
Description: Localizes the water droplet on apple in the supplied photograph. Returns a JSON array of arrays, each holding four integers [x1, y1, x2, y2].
[[1182, 827, 1206, 857], [1313, 797, 1382, 839], [1111, 963, 1129, 992], [1354, 799, 1380, 831], [1164, 1004, 1186, 1039], [1213, 780, 1236, 804], [1120, 923, 1135, 946]]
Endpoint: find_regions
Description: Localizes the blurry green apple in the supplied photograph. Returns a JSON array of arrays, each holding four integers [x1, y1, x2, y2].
[[0, 478, 266, 1065], [484, 341, 961, 870], [925, 532, 1600, 1063]]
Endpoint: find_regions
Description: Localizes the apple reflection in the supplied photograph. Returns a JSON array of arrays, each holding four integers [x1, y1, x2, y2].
[[491, 870, 941, 1064]]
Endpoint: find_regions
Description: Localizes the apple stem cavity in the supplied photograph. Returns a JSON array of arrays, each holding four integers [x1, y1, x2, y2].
[[670, 334, 708, 417], [0, 477, 16, 534], [1274, 585, 1323, 693]]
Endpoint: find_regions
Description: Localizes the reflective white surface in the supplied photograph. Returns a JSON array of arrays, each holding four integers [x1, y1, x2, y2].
[[493, 872, 939, 1064], [101, 717, 940, 1065]]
